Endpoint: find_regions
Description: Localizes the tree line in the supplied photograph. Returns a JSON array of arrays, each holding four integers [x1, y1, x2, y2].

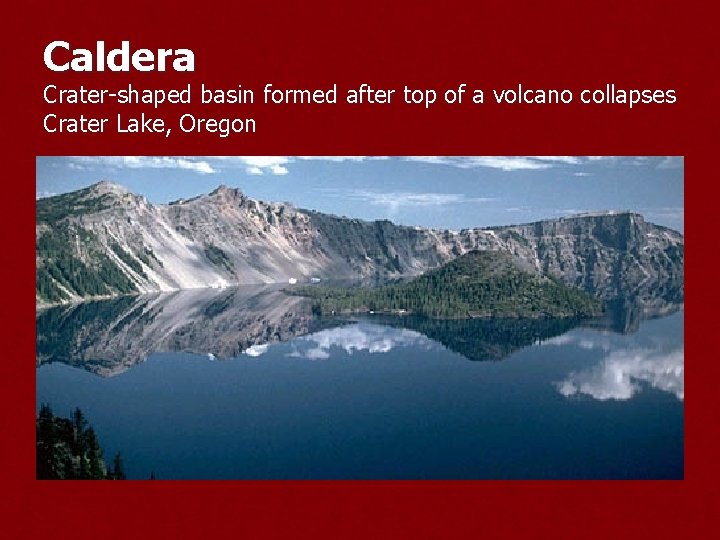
[[294, 250, 604, 319]]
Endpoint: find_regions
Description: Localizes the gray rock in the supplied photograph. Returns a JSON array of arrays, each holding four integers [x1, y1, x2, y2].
[[36, 182, 683, 309]]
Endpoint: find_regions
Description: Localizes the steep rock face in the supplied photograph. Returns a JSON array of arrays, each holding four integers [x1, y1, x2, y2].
[[491, 213, 684, 302], [36, 182, 684, 306], [305, 210, 684, 303]]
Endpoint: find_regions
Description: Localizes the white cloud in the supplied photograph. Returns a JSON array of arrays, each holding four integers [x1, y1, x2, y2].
[[403, 156, 594, 171], [400, 156, 449, 165], [214, 156, 290, 175], [216, 156, 388, 174], [466, 157, 553, 170], [530, 156, 581, 165], [61, 155, 674, 178], [657, 156, 684, 169], [578, 156, 683, 170], [67, 156, 295, 176], [323, 188, 494, 214], [404, 156, 551, 171], [297, 156, 389, 162], [212, 156, 390, 174], [556, 347, 684, 401], [71, 156, 216, 174]]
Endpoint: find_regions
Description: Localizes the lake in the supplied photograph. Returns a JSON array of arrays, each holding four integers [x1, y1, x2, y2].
[[36, 287, 684, 479]]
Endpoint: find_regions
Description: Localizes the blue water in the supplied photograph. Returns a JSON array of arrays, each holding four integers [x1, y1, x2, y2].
[[36, 309, 683, 479]]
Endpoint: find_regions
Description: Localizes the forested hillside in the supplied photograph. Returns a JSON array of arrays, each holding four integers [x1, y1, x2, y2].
[[293, 250, 604, 319]]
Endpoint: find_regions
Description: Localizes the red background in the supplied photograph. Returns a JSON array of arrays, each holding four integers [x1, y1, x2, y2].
[[3, 0, 715, 537]]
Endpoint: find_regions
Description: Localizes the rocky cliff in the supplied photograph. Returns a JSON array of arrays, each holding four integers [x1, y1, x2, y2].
[[36, 181, 684, 306]]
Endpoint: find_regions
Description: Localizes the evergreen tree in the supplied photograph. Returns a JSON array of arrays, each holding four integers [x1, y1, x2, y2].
[[36, 404, 57, 479], [71, 407, 87, 455], [85, 427, 105, 479], [36, 405, 122, 480], [294, 250, 604, 320], [110, 452, 126, 480]]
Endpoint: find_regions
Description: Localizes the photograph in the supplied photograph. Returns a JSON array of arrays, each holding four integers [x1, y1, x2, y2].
[[35, 155, 684, 480]]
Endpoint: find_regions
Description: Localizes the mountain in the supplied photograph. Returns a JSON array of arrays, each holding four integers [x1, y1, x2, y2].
[[36, 181, 684, 307], [294, 250, 604, 319]]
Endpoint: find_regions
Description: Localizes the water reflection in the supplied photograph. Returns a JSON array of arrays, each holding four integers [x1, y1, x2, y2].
[[543, 306, 685, 401], [36, 286, 589, 372], [37, 284, 684, 399], [36, 285, 317, 376], [556, 347, 684, 401], [36, 289, 684, 478], [587, 292, 684, 334], [369, 315, 581, 361], [286, 324, 438, 360]]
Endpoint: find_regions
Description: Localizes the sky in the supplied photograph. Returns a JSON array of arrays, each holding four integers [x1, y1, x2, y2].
[[36, 156, 684, 232]]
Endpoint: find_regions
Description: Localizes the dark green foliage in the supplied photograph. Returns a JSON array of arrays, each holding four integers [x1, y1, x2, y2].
[[110, 242, 148, 278], [95, 254, 138, 294], [136, 246, 162, 267], [36, 266, 66, 303], [36, 227, 109, 299], [36, 187, 141, 302], [85, 427, 105, 478], [36, 188, 114, 223], [204, 244, 235, 273], [36, 404, 58, 479], [36, 225, 137, 302], [109, 452, 126, 480], [295, 250, 604, 319], [36, 404, 120, 480]]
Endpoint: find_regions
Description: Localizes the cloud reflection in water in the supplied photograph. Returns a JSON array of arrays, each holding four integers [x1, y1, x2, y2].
[[287, 324, 437, 360], [556, 346, 684, 401]]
